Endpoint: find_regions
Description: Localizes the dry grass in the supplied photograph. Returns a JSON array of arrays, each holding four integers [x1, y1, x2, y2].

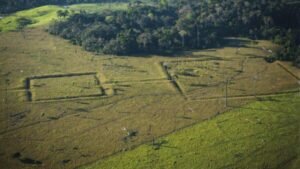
[[30, 73, 103, 101], [0, 28, 299, 169], [167, 58, 298, 100], [82, 94, 300, 169]]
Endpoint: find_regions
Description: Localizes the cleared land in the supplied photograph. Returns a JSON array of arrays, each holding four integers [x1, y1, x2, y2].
[[29, 73, 104, 101], [0, 5, 62, 32], [0, 3, 128, 32], [81, 94, 300, 169], [165, 58, 298, 100], [68, 3, 128, 13], [0, 19, 299, 169]]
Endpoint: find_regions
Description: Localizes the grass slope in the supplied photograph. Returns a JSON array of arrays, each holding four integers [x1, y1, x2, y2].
[[0, 5, 62, 32], [0, 3, 128, 32], [0, 27, 298, 169], [68, 3, 128, 13], [82, 94, 300, 169]]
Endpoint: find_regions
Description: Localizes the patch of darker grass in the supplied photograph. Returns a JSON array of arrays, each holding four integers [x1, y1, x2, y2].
[[190, 83, 209, 87]]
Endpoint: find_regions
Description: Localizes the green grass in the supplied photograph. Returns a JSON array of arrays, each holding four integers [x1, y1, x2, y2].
[[0, 26, 299, 169], [82, 94, 300, 169], [0, 3, 128, 32], [0, 5, 63, 32], [68, 3, 128, 13], [31, 74, 103, 101]]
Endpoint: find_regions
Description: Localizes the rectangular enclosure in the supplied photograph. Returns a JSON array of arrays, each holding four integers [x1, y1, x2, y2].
[[27, 73, 104, 101]]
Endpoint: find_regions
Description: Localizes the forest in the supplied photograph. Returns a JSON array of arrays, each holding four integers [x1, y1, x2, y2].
[[48, 0, 300, 65], [0, 0, 129, 14]]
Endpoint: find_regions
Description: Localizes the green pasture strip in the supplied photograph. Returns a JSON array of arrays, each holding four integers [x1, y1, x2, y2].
[[0, 3, 128, 32], [82, 94, 300, 169]]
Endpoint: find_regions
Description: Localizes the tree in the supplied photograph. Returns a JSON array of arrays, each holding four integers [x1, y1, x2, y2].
[[82, 37, 105, 53], [175, 9, 195, 48], [117, 29, 137, 54], [137, 15, 153, 30], [159, 0, 169, 8], [103, 39, 124, 55], [136, 32, 154, 51], [16, 17, 33, 30], [178, 30, 188, 47], [57, 10, 69, 18], [155, 27, 179, 51]]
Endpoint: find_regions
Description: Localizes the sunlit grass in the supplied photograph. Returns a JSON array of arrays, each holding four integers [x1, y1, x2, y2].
[[0, 3, 128, 32], [0, 5, 63, 32], [68, 3, 128, 13], [82, 94, 300, 169]]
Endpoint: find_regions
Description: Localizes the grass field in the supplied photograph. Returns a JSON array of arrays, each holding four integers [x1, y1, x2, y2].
[[0, 6, 299, 169], [166, 57, 298, 99], [30, 73, 104, 101], [81, 94, 300, 169], [68, 3, 128, 13], [0, 5, 62, 32], [0, 3, 128, 32]]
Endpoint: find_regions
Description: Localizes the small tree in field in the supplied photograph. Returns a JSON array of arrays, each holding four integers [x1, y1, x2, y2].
[[57, 10, 69, 18], [16, 17, 33, 30]]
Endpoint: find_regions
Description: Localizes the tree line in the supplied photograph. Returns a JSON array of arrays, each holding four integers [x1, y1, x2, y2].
[[0, 0, 129, 14], [48, 0, 299, 65]]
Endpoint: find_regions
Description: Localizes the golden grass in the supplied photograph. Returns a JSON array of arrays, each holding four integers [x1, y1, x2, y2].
[[82, 94, 300, 169], [31, 74, 103, 101], [0, 28, 299, 169]]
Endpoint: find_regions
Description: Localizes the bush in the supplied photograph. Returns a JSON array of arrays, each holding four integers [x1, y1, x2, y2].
[[16, 17, 34, 30]]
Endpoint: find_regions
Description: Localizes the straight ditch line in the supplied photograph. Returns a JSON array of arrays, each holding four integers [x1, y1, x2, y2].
[[27, 72, 97, 80], [276, 61, 300, 80], [103, 78, 168, 84], [188, 90, 299, 102], [30, 95, 112, 104], [159, 62, 188, 100], [165, 57, 222, 63], [33, 94, 105, 102], [93, 73, 107, 97]]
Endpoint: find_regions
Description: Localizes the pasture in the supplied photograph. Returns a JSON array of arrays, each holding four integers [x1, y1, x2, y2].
[[0, 15, 299, 169], [82, 93, 300, 169], [0, 3, 129, 32]]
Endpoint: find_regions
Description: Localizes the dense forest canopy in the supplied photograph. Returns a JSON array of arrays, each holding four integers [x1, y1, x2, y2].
[[48, 0, 300, 65], [0, 0, 129, 14]]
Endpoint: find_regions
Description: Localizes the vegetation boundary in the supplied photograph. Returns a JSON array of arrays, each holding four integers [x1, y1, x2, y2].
[[77, 92, 299, 169]]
